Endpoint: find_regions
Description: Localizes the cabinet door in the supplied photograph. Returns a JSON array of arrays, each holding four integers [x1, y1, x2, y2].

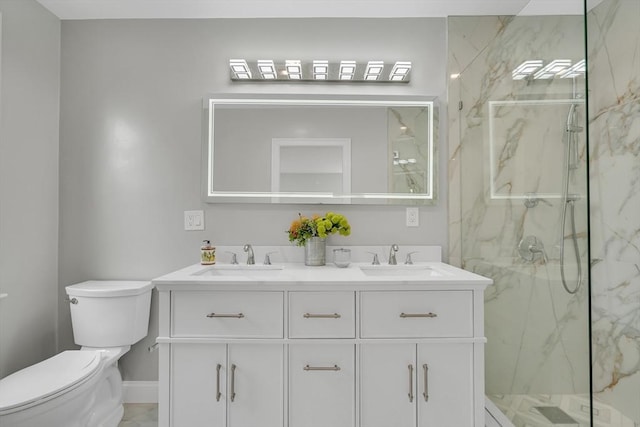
[[289, 344, 355, 427], [227, 344, 284, 427], [417, 343, 473, 427], [360, 344, 416, 427], [171, 343, 226, 427]]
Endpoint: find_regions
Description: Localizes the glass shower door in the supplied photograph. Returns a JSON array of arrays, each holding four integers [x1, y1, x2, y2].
[[448, 10, 592, 427]]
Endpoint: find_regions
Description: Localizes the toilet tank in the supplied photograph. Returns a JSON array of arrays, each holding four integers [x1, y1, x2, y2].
[[65, 281, 153, 348]]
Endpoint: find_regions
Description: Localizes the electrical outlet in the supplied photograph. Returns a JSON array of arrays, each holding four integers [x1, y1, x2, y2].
[[406, 207, 419, 227], [184, 210, 205, 231]]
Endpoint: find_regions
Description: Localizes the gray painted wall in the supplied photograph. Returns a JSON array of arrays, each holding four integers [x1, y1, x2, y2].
[[58, 18, 448, 381], [0, 0, 60, 377]]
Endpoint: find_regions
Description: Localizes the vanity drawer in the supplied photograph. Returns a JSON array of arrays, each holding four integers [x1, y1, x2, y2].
[[172, 291, 284, 338], [289, 292, 355, 338], [360, 291, 473, 338]]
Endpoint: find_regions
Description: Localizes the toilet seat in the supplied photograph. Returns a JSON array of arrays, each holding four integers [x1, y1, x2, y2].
[[0, 350, 103, 414]]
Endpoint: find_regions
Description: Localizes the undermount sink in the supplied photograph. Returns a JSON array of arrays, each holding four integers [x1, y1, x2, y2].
[[193, 264, 284, 277], [358, 265, 447, 277]]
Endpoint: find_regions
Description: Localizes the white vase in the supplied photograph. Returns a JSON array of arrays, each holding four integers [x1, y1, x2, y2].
[[304, 237, 326, 266]]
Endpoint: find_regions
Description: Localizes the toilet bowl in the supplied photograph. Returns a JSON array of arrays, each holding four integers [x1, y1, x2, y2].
[[0, 280, 153, 427]]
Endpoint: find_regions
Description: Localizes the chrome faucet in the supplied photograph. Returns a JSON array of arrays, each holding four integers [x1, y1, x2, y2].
[[388, 244, 399, 265], [243, 244, 255, 265], [263, 251, 276, 265], [404, 251, 418, 265], [227, 251, 238, 265]]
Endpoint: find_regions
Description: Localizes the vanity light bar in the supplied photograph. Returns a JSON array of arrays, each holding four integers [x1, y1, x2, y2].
[[313, 60, 329, 80], [533, 59, 572, 80], [257, 60, 277, 80], [512, 60, 543, 80], [512, 59, 584, 80], [339, 60, 356, 81], [229, 59, 252, 79], [364, 61, 385, 81], [389, 61, 412, 81], [228, 59, 411, 83], [558, 59, 586, 79], [286, 60, 302, 80]]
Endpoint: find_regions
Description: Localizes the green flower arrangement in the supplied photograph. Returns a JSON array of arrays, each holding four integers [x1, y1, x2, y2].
[[287, 212, 351, 246]]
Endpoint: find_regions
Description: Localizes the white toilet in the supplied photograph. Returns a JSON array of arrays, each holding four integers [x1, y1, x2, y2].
[[0, 280, 153, 427]]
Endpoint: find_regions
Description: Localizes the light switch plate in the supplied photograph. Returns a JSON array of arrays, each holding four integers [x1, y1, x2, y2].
[[406, 207, 419, 227], [184, 210, 205, 231]]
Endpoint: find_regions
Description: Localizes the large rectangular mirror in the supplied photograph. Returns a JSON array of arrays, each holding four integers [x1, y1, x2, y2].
[[203, 94, 437, 204]]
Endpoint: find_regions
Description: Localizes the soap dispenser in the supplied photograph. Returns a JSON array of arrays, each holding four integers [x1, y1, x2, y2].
[[201, 240, 216, 265]]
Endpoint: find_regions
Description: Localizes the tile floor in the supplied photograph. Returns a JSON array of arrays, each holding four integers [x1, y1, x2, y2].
[[488, 394, 636, 427], [120, 398, 636, 427], [118, 403, 158, 427]]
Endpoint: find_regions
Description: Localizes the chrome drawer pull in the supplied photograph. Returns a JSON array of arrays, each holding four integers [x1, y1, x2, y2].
[[215, 364, 222, 402], [399, 312, 437, 318], [303, 364, 341, 371], [408, 364, 414, 403], [422, 364, 429, 402], [230, 364, 237, 402], [303, 313, 341, 319], [206, 312, 245, 319]]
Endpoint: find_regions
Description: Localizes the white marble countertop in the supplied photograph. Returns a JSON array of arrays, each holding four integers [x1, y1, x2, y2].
[[152, 246, 492, 291]]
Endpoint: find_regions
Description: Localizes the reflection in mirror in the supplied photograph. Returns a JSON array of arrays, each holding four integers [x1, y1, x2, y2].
[[271, 138, 351, 204], [488, 99, 585, 201], [204, 95, 437, 205]]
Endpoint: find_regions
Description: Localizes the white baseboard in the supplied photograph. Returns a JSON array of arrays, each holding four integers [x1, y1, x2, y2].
[[122, 381, 158, 403]]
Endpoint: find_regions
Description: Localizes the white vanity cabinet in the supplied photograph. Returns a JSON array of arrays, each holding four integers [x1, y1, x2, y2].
[[154, 258, 490, 427], [288, 344, 356, 427], [162, 290, 285, 427], [170, 343, 284, 427], [360, 291, 475, 427], [360, 343, 473, 427]]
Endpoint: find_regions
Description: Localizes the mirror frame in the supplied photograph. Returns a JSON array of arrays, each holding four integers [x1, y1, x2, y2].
[[203, 93, 438, 205]]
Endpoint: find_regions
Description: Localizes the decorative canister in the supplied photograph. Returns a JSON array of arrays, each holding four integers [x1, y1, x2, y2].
[[304, 237, 326, 266]]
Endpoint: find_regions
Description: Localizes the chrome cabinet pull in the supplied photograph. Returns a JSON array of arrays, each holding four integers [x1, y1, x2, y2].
[[303, 313, 341, 319], [422, 364, 429, 402], [215, 364, 222, 402], [303, 364, 341, 371], [408, 364, 414, 402], [230, 364, 237, 402], [206, 312, 245, 318], [399, 312, 437, 318]]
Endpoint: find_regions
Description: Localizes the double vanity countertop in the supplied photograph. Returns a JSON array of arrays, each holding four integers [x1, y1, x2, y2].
[[153, 245, 492, 291]]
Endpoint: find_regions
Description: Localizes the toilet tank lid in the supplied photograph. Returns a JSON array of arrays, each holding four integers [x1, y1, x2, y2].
[[0, 351, 102, 413], [65, 280, 153, 297]]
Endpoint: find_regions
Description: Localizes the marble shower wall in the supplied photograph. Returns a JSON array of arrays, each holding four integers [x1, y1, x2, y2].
[[448, 15, 591, 396], [587, 0, 640, 423]]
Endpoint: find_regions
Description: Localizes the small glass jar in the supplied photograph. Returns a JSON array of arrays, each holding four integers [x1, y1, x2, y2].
[[333, 248, 351, 268]]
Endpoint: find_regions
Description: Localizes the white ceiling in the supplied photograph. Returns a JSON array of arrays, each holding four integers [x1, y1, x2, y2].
[[34, 0, 599, 20]]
